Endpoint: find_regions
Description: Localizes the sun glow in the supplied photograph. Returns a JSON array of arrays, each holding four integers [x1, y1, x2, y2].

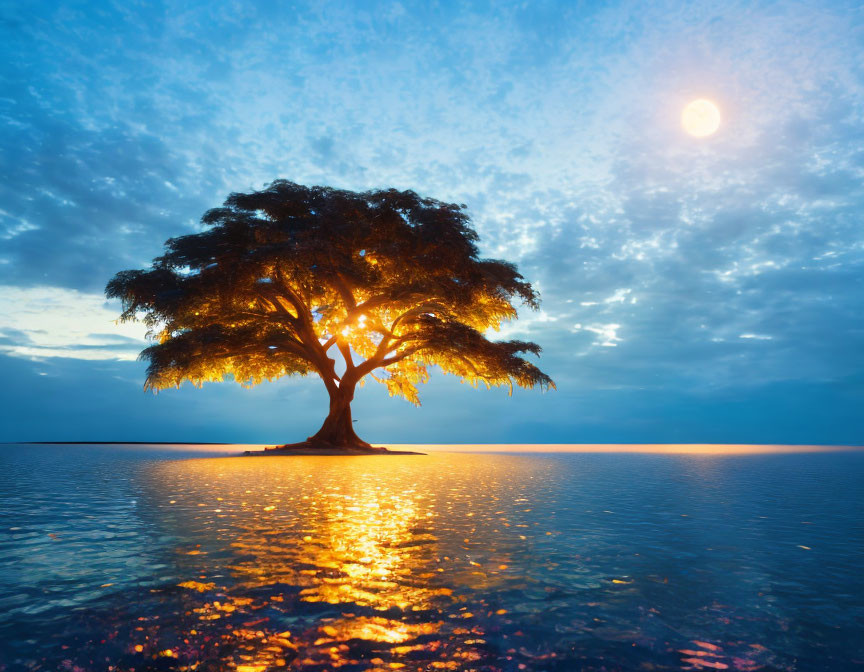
[[682, 99, 721, 137]]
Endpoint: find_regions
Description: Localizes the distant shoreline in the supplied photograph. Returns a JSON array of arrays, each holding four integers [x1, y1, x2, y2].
[[6, 441, 232, 445]]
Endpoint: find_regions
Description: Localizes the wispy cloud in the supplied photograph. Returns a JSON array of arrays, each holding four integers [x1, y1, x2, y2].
[[0, 287, 146, 360], [1, 0, 862, 441]]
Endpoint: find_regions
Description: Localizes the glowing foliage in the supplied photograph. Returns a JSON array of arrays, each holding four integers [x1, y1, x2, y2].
[[106, 181, 553, 438]]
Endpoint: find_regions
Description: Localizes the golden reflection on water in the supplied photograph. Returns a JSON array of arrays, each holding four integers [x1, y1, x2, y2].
[[145, 454, 543, 670], [229, 476, 448, 612]]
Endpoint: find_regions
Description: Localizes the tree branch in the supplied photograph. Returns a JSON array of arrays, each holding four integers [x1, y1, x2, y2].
[[389, 301, 446, 332], [378, 344, 426, 368], [331, 272, 357, 311], [337, 341, 355, 371], [354, 342, 428, 379], [211, 339, 310, 362], [320, 334, 338, 352], [272, 268, 343, 388]]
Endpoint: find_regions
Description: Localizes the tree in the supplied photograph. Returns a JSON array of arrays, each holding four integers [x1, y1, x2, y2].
[[106, 181, 554, 450]]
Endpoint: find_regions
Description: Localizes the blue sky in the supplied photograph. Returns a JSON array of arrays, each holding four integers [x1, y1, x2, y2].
[[1, 0, 863, 444]]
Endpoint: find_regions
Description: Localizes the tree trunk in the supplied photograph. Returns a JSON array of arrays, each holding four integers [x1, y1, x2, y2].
[[307, 384, 370, 448]]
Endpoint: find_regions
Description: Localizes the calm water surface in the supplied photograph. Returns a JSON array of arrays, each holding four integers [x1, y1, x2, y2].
[[0, 445, 862, 671]]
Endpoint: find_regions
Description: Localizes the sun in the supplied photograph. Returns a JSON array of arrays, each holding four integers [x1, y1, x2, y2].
[[681, 99, 721, 137]]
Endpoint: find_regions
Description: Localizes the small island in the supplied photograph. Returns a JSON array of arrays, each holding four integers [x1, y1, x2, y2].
[[243, 442, 424, 456]]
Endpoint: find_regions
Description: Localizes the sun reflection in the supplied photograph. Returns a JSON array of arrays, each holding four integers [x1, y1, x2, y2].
[[138, 456, 524, 669], [226, 479, 448, 613], [113, 455, 569, 670]]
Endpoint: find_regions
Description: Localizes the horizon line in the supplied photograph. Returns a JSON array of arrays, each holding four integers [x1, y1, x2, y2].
[[3, 442, 862, 454]]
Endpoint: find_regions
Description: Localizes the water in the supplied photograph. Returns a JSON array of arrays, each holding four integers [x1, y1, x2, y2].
[[0, 444, 862, 671]]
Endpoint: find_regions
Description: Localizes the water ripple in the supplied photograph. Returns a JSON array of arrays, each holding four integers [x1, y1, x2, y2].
[[1, 445, 862, 670]]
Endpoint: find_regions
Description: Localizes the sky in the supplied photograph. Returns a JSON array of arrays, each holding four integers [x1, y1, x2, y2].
[[1, 0, 863, 444]]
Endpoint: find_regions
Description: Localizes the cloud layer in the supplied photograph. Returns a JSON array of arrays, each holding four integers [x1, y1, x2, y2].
[[1, 0, 862, 443]]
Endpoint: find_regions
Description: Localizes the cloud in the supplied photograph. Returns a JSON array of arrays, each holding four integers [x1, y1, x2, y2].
[[1, 0, 863, 441], [0, 286, 146, 360]]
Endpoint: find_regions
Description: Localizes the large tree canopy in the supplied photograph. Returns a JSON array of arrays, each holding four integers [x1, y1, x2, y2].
[[106, 181, 554, 448]]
